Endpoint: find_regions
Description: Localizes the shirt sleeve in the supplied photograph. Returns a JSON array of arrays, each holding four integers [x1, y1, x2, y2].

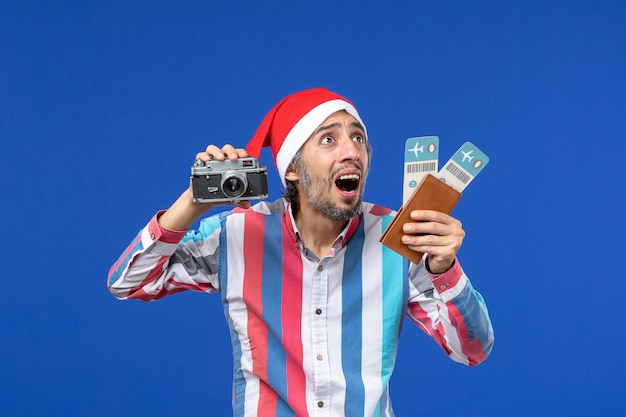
[[107, 210, 222, 301], [406, 257, 495, 366]]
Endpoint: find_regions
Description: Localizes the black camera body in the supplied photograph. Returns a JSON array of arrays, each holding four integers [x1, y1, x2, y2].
[[191, 157, 269, 203]]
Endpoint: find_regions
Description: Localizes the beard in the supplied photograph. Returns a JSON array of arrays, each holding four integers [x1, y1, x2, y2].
[[298, 164, 367, 222]]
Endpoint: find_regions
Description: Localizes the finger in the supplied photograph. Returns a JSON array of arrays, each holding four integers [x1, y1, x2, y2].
[[195, 151, 220, 162], [219, 144, 249, 161], [403, 220, 462, 238], [228, 148, 249, 160], [402, 232, 456, 248], [197, 145, 227, 162], [409, 210, 459, 226], [218, 144, 236, 160], [402, 233, 463, 266], [197, 144, 249, 163]]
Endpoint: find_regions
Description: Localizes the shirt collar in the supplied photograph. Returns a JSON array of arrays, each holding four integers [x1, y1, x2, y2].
[[283, 200, 362, 251]]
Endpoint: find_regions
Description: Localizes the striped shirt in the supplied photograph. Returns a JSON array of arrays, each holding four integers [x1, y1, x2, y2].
[[108, 199, 494, 417]]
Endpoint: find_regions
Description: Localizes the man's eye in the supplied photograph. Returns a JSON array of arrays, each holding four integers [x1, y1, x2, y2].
[[321, 136, 333, 144], [353, 135, 365, 143]]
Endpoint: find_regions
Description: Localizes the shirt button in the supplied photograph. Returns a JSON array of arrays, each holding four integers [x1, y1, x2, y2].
[[439, 284, 448, 290], [315, 308, 322, 315], [317, 401, 324, 408], [317, 265, 324, 272], [316, 354, 323, 361]]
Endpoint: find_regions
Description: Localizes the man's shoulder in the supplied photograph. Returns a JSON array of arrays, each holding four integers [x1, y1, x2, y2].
[[211, 199, 285, 230], [219, 199, 286, 236], [225, 198, 286, 218]]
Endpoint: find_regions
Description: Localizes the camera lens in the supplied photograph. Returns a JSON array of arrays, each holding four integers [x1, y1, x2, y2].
[[225, 177, 242, 192], [221, 171, 248, 199]]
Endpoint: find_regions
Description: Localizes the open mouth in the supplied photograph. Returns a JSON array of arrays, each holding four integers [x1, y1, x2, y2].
[[335, 174, 360, 193]]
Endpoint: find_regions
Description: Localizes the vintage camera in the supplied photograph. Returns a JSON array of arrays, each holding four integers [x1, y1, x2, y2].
[[191, 157, 269, 203]]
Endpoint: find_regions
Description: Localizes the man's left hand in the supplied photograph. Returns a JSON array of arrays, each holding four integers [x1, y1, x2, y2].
[[401, 210, 465, 274]]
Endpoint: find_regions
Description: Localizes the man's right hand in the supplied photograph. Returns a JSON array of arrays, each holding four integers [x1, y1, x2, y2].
[[196, 144, 249, 163], [157, 144, 251, 231]]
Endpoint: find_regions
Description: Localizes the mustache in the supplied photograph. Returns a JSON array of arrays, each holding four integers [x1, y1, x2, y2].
[[330, 162, 365, 178]]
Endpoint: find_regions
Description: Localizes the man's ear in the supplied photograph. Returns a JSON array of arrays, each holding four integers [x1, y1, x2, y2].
[[284, 163, 299, 182]]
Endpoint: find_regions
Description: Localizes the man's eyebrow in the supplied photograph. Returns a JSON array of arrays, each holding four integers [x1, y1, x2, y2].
[[350, 120, 365, 132], [312, 120, 365, 136], [312, 122, 341, 136]]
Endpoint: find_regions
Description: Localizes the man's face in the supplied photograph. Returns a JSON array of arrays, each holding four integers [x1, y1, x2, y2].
[[287, 111, 370, 221]]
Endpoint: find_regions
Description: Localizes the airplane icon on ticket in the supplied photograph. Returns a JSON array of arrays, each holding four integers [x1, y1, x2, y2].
[[408, 142, 424, 158], [461, 149, 474, 163]]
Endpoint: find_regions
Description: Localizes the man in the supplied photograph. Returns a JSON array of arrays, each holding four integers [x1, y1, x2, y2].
[[108, 88, 494, 416]]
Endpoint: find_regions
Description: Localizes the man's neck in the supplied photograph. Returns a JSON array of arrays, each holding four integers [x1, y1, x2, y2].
[[292, 203, 349, 260]]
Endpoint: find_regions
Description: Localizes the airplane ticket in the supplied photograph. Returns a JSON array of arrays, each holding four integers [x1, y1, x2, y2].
[[437, 141, 489, 192], [403, 136, 439, 205]]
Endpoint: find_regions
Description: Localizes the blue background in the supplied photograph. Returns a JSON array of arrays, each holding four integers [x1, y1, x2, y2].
[[2, 1, 625, 416]]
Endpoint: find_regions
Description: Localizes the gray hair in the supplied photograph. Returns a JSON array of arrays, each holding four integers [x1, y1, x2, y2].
[[283, 148, 304, 207]]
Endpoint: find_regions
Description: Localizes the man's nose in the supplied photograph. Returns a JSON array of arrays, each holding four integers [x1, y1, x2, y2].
[[338, 134, 360, 161]]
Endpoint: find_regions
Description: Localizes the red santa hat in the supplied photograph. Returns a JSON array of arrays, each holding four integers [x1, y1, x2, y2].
[[246, 87, 366, 186]]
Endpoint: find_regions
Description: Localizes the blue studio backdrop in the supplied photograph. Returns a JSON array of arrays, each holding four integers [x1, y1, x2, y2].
[[1, 1, 625, 416]]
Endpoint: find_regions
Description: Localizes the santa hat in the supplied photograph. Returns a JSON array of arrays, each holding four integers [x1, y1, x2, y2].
[[246, 87, 366, 186]]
